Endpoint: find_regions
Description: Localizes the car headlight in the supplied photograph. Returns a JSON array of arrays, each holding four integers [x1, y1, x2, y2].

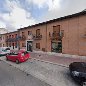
[[72, 71, 80, 76]]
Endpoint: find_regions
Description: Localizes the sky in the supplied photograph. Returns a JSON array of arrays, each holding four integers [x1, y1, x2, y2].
[[0, 0, 86, 31]]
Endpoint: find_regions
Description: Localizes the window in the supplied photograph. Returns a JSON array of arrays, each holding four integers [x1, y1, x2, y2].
[[0, 36, 2, 40], [9, 43, 11, 47], [22, 32, 24, 36], [53, 25, 60, 36], [15, 34, 17, 38], [12, 35, 14, 38], [15, 42, 17, 48], [9, 35, 11, 38], [36, 29, 40, 36], [53, 25, 60, 33], [36, 43, 40, 49], [28, 31, 32, 35], [22, 43, 25, 47]]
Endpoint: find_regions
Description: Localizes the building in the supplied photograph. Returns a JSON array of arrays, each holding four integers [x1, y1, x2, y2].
[[0, 34, 7, 47], [18, 23, 47, 52], [0, 28, 9, 47], [3, 10, 86, 56], [5, 31, 19, 50], [0, 28, 8, 34], [18, 10, 86, 56]]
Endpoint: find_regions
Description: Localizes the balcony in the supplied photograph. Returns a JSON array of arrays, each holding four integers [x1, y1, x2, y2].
[[6, 36, 20, 42], [33, 34, 42, 40], [49, 32, 61, 41], [6, 38, 14, 42], [19, 35, 26, 41]]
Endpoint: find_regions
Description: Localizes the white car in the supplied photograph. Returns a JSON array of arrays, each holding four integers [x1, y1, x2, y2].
[[0, 47, 10, 56]]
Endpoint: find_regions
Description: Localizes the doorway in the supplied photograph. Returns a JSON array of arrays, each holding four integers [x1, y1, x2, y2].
[[51, 41, 62, 53], [12, 43, 14, 49], [26, 41, 33, 52]]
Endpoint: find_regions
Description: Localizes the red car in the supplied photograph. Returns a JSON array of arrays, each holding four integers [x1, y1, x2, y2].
[[6, 51, 30, 64]]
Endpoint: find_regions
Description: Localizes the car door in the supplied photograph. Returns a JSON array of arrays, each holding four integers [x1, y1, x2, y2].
[[13, 54, 19, 61], [11, 53, 19, 61], [8, 52, 16, 61]]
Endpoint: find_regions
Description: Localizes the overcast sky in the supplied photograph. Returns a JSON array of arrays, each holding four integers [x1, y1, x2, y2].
[[0, 0, 86, 31]]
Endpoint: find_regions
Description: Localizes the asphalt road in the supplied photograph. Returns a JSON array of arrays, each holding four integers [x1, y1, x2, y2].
[[0, 60, 50, 86]]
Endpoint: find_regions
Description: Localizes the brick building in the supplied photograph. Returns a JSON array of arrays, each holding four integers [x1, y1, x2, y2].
[[0, 34, 7, 47], [4, 10, 86, 56], [6, 31, 19, 50]]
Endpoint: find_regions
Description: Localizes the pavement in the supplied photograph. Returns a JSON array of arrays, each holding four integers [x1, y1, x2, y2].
[[0, 51, 86, 86], [0, 55, 79, 86], [0, 61, 50, 86], [30, 51, 86, 67]]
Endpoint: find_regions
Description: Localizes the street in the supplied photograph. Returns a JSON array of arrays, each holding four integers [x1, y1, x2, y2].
[[0, 56, 80, 86], [0, 60, 50, 86]]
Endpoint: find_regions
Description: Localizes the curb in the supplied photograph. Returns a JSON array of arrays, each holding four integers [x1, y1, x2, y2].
[[31, 58, 68, 68], [31, 52, 86, 60]]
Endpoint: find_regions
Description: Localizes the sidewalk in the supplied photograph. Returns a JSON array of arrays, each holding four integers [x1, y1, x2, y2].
[[30, 51, 86, 67]]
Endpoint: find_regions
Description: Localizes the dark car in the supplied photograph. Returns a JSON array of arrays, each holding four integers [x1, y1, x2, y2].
[[69, 62, 86, 86]]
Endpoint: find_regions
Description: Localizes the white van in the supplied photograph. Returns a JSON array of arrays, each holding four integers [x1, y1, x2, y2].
[[0, 47, 10, 56]]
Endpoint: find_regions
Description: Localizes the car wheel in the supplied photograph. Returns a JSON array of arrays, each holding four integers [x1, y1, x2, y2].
[[81, 82, 86, 86], [16, 59, 19, 64]]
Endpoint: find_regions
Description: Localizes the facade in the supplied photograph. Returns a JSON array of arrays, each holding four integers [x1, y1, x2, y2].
[[0, 28, 9, 47], [2, 10, 86, 56], [45, 11, 86, 56], [5, 31, 19, 50], [0, 34, 7, 47], [18, 23, 47, 52], [18, 10, 86, 56], [0, 28, 8, 34]]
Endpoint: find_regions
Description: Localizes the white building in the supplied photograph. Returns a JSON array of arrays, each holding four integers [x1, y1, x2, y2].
[[0, 28, 8, 47]]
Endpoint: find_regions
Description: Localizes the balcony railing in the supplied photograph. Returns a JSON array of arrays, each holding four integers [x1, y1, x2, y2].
[[19, 35, 26, 41], [49, 32, 61, 40], [6, 38, 14, 42], [6, 35, 26, 42], [33, 34, 42, 40]]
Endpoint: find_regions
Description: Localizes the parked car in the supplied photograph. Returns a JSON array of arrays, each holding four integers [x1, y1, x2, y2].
[[0, 47, 10, 57], [69, 62, 86, 86], [6, 51, 30, 64]]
